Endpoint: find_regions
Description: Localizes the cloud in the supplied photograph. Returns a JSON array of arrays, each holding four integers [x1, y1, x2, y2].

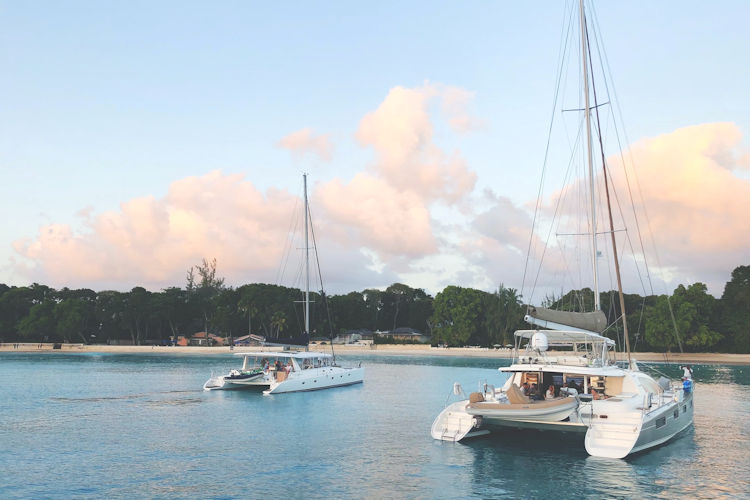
[[14, 171, 299, 290], [314, 173, 437, 261], [10, 83, 483, 293], [12, 74, 744, 300], [278, 128, 333, 162], [355, 83, 477, 204], [523, 122, 750, 297], [610, 122, 750, 293]]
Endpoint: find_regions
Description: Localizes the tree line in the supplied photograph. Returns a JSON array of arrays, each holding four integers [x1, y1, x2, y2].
[[0, 261, 747, 353]]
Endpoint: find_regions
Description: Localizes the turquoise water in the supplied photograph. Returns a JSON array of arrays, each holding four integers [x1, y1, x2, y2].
[[1, 353, 748, 499]]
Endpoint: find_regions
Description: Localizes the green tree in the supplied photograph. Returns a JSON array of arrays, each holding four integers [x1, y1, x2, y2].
[[55, 298, 93, 343], [715, 265, 750, 353], [18, 301, 56, 341], [431, 286, 487, 346], [122, 287, 153, 345], [270, 311, 288, 336], [186, 258, 226, 341], [645, 283, 721, 352]]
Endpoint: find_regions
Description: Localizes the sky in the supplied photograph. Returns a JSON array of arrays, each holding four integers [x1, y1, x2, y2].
[[1, 1, 748, 300]]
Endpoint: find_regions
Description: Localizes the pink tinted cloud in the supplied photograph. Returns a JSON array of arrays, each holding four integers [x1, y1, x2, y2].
[[14, 171, 299, 290], [356, 84, 477, 204], [313, 173, 437, 259], [611, 122, 750, 291], [278, 128, 333, 162], [531, 122, 750, 295], [12, 83, 484, 292]]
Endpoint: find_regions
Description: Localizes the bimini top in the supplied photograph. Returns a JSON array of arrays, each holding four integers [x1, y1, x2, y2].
[[514, 329, 615, 347], [233, 351, 333, 359]]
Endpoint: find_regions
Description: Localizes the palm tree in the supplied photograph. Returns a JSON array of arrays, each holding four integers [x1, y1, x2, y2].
[[270, 311, 287, 337], [238, 298, 259, 336]]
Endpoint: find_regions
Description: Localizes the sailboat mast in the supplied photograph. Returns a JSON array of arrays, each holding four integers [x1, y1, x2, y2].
[[580, 2, 632, 367], [579, 0, 600, 311], [303, 173, 310, 339]]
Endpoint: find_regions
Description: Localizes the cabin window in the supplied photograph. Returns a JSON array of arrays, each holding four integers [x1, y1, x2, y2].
[[656, 417, 666, 429], [674, 409, 679, 419]]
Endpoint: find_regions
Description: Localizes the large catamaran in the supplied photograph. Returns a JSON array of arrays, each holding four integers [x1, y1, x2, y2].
[[431, 1, 693, 458]]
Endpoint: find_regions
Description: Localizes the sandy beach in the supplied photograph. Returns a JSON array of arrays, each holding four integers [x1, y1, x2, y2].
[[1, 342, 748, 365]]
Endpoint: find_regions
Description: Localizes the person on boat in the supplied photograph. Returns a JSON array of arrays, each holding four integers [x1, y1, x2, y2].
[[681, 365, 693, 393], [545, 385, 556, 399], [262, 358, 269, 373], [589, 387, 600, 400], [285, 360, 293, 373], [274, 360, 282, 372], [520, 382, 531, 396], [529, 384, 543, 400]]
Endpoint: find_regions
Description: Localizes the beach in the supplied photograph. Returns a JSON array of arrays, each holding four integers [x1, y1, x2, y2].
[[1, 342, 748, 365]]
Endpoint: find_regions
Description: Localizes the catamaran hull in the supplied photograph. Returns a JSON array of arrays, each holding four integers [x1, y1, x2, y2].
[[263, 367, 364, 394], [629, 393, 694, 455], [203, 374, 270, 391]]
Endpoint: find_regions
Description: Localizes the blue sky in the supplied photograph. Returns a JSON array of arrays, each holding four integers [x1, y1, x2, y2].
[[1, 1, 748, 298]]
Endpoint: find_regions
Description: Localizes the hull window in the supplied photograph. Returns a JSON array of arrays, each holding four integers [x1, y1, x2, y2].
[[656, 417, 666, 429]]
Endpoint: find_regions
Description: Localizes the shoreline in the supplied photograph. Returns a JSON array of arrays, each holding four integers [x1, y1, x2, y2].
[[1, 342, 748, 365]]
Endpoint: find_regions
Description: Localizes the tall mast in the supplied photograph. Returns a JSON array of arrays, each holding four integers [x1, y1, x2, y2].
[[582, 15, 634, 368], [303, 173, 310, 338], [579, 0, 600, 311]]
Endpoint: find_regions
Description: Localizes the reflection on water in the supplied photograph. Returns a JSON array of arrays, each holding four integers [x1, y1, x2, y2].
[[0, 353, 748, 499]]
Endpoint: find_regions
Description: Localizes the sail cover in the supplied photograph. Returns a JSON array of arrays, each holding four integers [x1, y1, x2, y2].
[[526, 306, 608, 333], [264, 331, 310, 348]]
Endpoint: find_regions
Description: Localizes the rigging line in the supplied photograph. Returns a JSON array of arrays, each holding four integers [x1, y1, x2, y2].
[[275, 182, 303, 286], [522, 0, 576, 311], [530, 119, 585, 308], [306, 201, 337, 362], [587, 12, 650, 300], [590, 3, 656, 297], [590, 4, 683, 352]]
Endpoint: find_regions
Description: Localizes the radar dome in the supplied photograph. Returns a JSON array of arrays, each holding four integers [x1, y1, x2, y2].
[[531, 332, 549, 352]]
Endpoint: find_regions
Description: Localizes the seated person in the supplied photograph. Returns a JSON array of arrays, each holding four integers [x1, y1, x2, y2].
[[520, 382, 531, 396], [545, 384, 556, 399], [590, 387, 608, 400]]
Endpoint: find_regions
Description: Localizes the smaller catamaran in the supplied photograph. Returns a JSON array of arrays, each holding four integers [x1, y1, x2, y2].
[[203, 174, 364, 394], [432, 0, 694, 458], [203, 350, 363, 394]]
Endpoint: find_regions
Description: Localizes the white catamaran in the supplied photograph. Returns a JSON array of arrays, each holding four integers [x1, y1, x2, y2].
[[203, 174, 364, 394], [431, 1, 694, 458]]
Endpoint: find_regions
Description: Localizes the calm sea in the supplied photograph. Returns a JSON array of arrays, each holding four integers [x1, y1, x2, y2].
[[1, 352, 748, 499]]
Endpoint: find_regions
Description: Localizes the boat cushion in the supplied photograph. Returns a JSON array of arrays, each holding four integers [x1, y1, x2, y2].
[[506, 383, 531, 404]]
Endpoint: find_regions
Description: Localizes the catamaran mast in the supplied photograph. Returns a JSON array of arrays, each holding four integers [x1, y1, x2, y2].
[[303, 173, 310, 345], [579, 0, 600, 311], [581, 11, 633, 368]]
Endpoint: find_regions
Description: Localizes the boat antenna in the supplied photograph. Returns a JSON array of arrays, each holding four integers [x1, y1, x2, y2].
[[579, 0, 600, 311], [583, 3, 632, 368]]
